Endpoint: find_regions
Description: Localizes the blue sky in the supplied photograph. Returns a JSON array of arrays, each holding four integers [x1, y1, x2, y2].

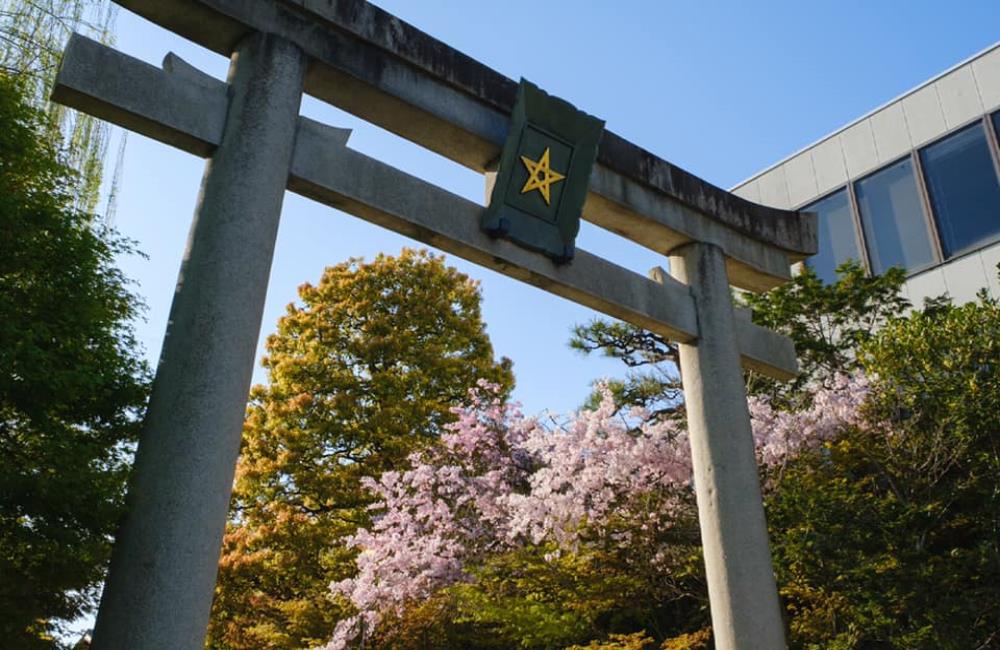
[[102, 0, 1000, 417]]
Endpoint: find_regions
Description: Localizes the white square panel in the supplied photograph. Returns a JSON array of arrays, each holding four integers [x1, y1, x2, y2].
[[936, 66, 984, 129], [811, 136, 848, 194], [870, 103, 912, 164], [902, 84, 947, 146], [732, 178, 761, 203], [757, 166, 790, 209], [941, 251, 989, 304], [979, 241, 1000, 298], [972, 46, 1000, 112], [783, 153, 819, 207], [905, 267, 949, 307], [841, 119, 879, 177]]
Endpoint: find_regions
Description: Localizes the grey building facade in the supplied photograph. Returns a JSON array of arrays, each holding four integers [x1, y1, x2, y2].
[[732, 42, 1000, 305]]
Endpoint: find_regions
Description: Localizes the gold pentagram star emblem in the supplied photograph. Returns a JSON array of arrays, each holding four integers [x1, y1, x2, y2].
[[519, 147, 565, 205]]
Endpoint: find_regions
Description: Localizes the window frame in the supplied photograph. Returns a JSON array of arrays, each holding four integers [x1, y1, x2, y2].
[[798, 185, 869, 281], [916, 114, 1000, 260], [851, 153, 940, 276], [787, 103, 1000, 281]]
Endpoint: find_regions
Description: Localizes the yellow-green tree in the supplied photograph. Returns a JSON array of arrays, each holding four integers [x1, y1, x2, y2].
[[207, 249, 513, 649]]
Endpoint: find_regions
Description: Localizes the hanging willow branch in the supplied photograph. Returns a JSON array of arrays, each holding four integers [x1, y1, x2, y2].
[[0, 0, 120, 215]]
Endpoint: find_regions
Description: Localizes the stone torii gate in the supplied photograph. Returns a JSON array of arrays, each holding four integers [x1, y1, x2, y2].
[[52, 2, 816, 648]]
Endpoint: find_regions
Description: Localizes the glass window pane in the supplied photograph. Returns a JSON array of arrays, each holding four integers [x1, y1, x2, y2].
[[921, 122, 1000, 258], [803, 189, 860, 283], [854, 158, 935, 275]]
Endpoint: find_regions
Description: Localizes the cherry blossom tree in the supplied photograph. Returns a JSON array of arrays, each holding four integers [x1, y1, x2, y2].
[[324, 375, 869, 649]]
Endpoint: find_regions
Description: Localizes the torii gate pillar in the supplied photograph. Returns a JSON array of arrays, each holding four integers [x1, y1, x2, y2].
[[91, 33, 306, 650], [671, 241, 785, 648]]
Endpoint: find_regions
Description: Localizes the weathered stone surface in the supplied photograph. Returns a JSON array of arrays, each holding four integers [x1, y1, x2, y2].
[[109, 0, 817, 290], [289, 116, 700, 343], [88, 32, 307, 650], [53, 38, 799, 379], [52, 33, 227, 156], [670, 242, 786, 650]]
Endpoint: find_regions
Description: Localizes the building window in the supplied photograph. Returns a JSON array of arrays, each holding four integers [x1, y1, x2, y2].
[[803, 189, 860, 283], [854, 157, 936, 275], [921, 121, 1000, 258]]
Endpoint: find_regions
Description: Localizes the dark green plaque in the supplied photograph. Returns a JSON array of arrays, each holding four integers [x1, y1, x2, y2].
[[482, 79, 604, 263]]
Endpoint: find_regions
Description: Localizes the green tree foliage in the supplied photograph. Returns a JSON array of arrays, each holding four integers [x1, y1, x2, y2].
[[0, 72, 149, 648], [445, 545, 704, 650], [572, 261, 908, 416], [350, 540, 709, 650], [769, 287, 1000, 649], [322, 263, 909, 650], [367, 545, 687, 650], [207, 249, 514, 649], [0, 0, 119, 214], [569, 320, 681, 419], [741, 261, 909, 405], [409, 261, 989, 650]]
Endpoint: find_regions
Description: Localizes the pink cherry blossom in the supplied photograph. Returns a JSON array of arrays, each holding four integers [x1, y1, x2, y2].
[[322, 375, 871, 648]]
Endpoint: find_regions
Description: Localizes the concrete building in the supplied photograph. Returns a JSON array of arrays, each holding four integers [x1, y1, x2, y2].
[[733, 42, 1000, 305]]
